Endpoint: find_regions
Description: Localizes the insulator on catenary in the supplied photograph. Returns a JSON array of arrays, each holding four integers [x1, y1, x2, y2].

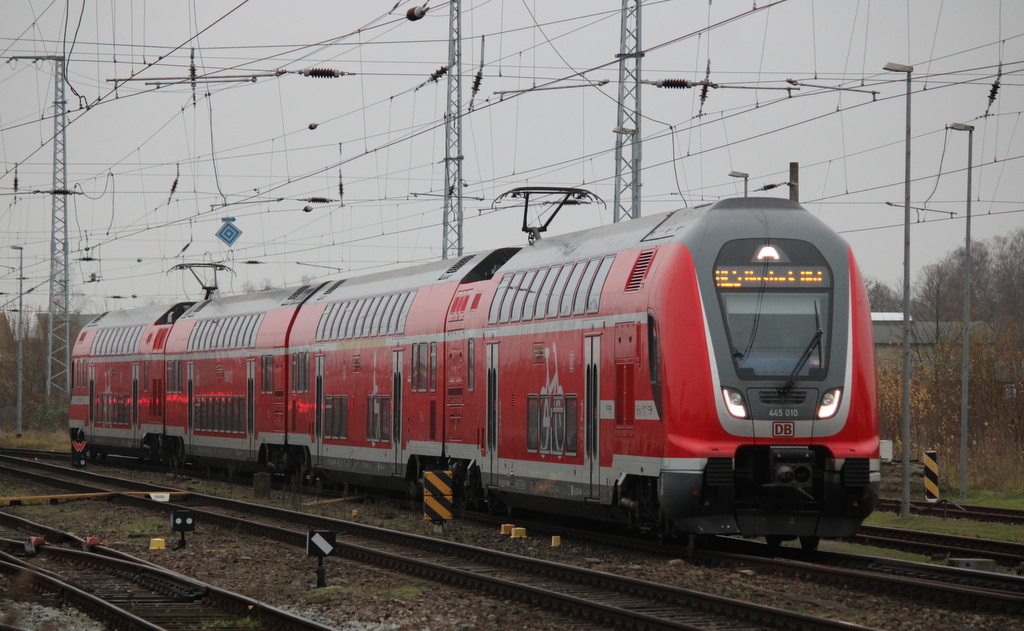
[[301, 67, 346, 79], [429, 65, 449, 82], [652, 78, 693, 89], [302, 197, 333, 204], [407, 6, 427, 20]]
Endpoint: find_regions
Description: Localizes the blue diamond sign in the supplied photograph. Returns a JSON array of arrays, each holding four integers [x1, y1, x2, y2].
[[216, 218, 242, 247]]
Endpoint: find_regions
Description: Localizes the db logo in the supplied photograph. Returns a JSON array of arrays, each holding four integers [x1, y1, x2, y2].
[[772, 421, 795, 437]]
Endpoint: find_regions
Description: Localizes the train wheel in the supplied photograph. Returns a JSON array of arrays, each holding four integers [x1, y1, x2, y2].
[[799, 536, 820, 551]]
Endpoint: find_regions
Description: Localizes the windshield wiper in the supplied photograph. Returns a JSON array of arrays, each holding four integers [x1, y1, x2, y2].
[[779, 328, 822, 396]]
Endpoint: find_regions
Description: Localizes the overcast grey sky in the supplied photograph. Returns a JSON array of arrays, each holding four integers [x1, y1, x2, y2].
[[1, 0, 1021, 314]]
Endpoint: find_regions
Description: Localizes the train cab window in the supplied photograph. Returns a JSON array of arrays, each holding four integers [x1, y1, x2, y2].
[[522, 268, 548, 322], [397, 290, 415, 334], [488, 275, 513, 324], [714, 238, 833, 379], [510, 270, 536, 323], [572, 259, 601, 316], [559, 263, 587, 317]]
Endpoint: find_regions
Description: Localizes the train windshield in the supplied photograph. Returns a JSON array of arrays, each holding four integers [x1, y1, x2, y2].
[[713, 239, 833, 380]]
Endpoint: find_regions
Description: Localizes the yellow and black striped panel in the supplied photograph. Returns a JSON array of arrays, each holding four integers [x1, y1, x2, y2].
[[423, 470, 454, 498], [923, 450, 939, 502], [423, 470, 454, 521]]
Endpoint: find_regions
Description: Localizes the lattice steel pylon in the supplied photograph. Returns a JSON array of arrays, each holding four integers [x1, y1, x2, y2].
[[612, 0, 642, 223], [48, 56, 70, 396], [10, 55, 71, 395], [442, 0, 464, 260]]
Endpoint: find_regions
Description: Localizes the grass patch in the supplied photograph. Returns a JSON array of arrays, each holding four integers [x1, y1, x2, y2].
[[0, 428, 69, 451], [958, 490, 1024, 511], [865, 511, 1024, 543]]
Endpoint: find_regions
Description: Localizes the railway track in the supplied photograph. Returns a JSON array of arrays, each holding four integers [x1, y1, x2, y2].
[[0, 515, 338, 631], [2, 457, 878, 631], [4, 453, 1024, 622], [876, 497, 1024, 526]]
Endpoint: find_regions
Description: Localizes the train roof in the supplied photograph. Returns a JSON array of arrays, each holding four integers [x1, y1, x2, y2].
[[501, 198, 806, 271], [83, 303, 185, 329]]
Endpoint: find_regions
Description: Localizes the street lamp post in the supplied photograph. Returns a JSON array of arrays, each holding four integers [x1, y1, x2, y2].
[[884, 61, 913, 519], [728, 171, 749, 197], [10, 245, 24, 438], [949, 122, 974, 500]]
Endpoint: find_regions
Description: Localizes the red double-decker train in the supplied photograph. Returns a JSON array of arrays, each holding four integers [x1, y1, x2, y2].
[[69, 198, 879, 546]]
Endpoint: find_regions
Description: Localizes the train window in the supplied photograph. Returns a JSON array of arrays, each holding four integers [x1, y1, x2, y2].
[[346, 299, 366, 339], [560, 263, 587, 317], [316, 305, 332, 341], [510, 270, 536, 323], [248, 314, 262, 347], [335, 301, 354, 340], [467, 338, 475, 392], [551, 395, 565, 452], [573, 259, 601, 316], [539, 395, 550, 453], [380, 395, 391, 442], [565, 395, 578, 455], [488, 275, 513, 324], [225, 317, 239, 348], [261, 355, 273, 394], [373, 294, 395, 337], [527, 394, 539, 452], [429, 342, 437, 392], [397, 290, 416, 334], [500, 272, 525, 323], [546, 265, 574, 319], [361, 296, 383, 337], [522, 268, 548, 322], [327, 304, 344, 341], [413, 342, 428, 392], [325, 395, 348, 439], [587, 256, 614, 314], [386, 294, 404, 336]]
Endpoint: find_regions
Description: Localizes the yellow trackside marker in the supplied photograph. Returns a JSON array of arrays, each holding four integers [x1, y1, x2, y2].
[[551, 535, 561, 547], [511, 527, 527, 539], [149, 538, 165, 550], [923, 450, 939, 502], [423, 470, 454, 522], [500, 524, 515, 535]]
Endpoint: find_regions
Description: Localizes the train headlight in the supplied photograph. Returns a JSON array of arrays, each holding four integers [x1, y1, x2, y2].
[[817, 388, 842, 419], [722, 388, 747, 419]]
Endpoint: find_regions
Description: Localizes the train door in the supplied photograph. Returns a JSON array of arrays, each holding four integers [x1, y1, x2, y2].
[[585, 335, 601, 499], [315, 355, 324, 467], [131, 364, 140, 447], [186, 363, 195, 450], [273, 354, 286, 432], [88, 366, 96, 441], [391, 349, 404, 476], [246, 360, 256, 461], [486, 342, 499, 485]]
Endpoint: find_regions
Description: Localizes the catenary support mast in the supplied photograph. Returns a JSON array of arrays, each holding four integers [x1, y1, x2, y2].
[[612, 0, 642, 223]]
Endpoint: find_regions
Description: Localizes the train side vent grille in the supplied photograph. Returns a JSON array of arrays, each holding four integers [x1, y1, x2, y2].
[[625, 249, 656, 292], [759, 390, 808, 405], [705, 457, 734, 486], [323, 279, 347, 295], [439, 255, 474, 280], [282, 285, 312, 305], [842, 458, 870, 487]]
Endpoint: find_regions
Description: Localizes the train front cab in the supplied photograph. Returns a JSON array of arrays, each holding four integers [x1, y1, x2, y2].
[[657, 199, 879, 543]]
